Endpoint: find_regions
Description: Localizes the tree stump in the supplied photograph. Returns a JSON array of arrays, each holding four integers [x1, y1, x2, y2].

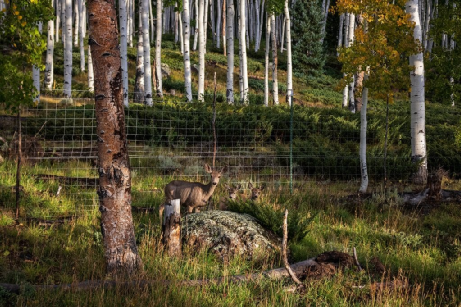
[[162, 199, 181, 257]]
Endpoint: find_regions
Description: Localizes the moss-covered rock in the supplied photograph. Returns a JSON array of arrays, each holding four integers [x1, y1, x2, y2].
[[182, 211, 281, 261]]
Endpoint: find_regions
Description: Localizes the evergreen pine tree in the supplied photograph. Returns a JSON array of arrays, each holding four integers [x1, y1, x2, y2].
[[292, 0, 325, 77]]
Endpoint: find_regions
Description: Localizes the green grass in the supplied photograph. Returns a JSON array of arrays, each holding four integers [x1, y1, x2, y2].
[[1, 160, 461, 306]]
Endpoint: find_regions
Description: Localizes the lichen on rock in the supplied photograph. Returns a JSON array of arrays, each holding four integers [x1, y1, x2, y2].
[[182, 211, 281, 261]]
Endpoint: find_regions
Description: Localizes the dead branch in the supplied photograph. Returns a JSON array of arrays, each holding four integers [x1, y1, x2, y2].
[[353, 247, 362, 271], [282, 209, 303, 286]]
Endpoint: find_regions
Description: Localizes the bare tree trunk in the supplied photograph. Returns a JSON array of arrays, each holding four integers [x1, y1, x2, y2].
[[134, 5, 145, 103], [226, 0, 234, 104], [406, 0, 428, 184], [239, 0, 249, 104], [61, 0, 66, 45], [264, 13, 270, 107], [320, 0, 330, 45], [284, 0, 292, 106], [142, 0, 153, 105], [64, 0, 72, 98], [88, 46, 94, 92], [74, 0, 79, 46], [270, 14, 279, 105], [222, 0, 226, 54], [359, 73, 369, 194], [56, 0, 61, 43], [161, 199, 182, 257], [119, 0, 129, 107], [79, 0, 85, 73], [183, 0, 193, 101], [33, 22, 42, 102], [149, 0, 154, 42], [198, 0, 206, 101], [216, 0, 222, 48], [193, 0, 199, 50], [156, 0, 163, 97], [44, 10, 55, 90], [337, 13, 344, 56], [88, 0, 143, 275]]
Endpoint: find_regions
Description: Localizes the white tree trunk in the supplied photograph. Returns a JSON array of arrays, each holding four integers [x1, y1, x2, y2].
[[193, 0, 199, 50], [257, 0, 265, 51], [149, 0, 154, 42], [156, 0, 163, 97], [119, 0, 129, 107], [204, 0, 209, 46], [183, 0, 193, 102], [264, 13, 270, 107], [271, 14, 279, 105], [222, 0, 226, 54], [284, 0, 292, 106], [226, 0, 234, 104], [359, 77, 369, 194], [254, 0, 260, 52], [320, 0, 330, 45], [61, 0, 66, 45], [240, 0, 249, 104], [44, 7, 55, 90], [78, 0, 85, 73], [216, 0, 222, 48], [198, 0, 206, 101], [56, 0, 61, 43], [74, 0, 79, 46], [280, 16, 285, 53], [406, 0, 427, 184], [179, 6, 184, 54], [210, 0, 215, 45], [337, 13, 344, 56], [142, 0, 153, 106], [88, 45, 94, 92], [33, 22, 43, 102], [64, 0, 72, 98], [134, 5, 145, 102]]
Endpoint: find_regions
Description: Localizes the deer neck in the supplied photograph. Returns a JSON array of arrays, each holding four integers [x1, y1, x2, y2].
[[204, 182, 218, 200]]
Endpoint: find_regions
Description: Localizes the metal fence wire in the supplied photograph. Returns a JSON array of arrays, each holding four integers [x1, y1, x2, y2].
[[2, 95, 459, 216]]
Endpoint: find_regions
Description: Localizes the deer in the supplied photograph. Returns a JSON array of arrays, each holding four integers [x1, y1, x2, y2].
[[160, 163, 227, 219], [248, 182, 263, 201], [218, 184, 242, 210]]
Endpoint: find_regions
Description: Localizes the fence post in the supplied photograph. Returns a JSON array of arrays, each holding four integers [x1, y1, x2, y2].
[[161, 198, 182, 257]]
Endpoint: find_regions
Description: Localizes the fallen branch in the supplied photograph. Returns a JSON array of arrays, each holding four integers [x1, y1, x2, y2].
[[0, 258, 318, 294], [353, 247, 362, 271], [282, 209, 303, 286]]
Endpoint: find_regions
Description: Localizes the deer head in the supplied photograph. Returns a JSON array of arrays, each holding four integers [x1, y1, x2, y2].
[[248, 182, 263, 201], [205, 163, 227, 187], [224, 184, 242, 200]]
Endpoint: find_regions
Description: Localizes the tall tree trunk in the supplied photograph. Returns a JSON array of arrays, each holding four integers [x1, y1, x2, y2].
[[119, 0, 129, 107], [210, 0, 215, 45], [226, 0, 234, 104], [254, 0, 260, 52], [320, 0, 330, 45], [347, 13, 355, 113], [337, 13, 344, 56], [44, 14, 55, 90], [198, 0, 205, 102], [222, 0, 226, 54], [56, 0, 61, 43], [88, 0, 143, 275], [280, 16, 285, 53], [264, 12, 270, 107], [239, 0, 248, 104], [142, 0, 153, 105], [284, 0, 292, 106], [183, 0, 193, 101], [270, 13, 279, 105], [406, 0, 427, 184], [193, 0, 199, 50], [179, 4, 184, 54], [79, 0, 85, 73], [33, 23, 42, 102], [134, 5, 145, 102], [156, 0, 163, 97], [359, 73, 369, 194], [149, 0, 154, 42], [204, 0, 209, 47], [61, 0, 66, 45], [74, 0, 79, 46], [216, 0, 222, 48], [88, 45, 94, 91], [64, 0, 72, 98]]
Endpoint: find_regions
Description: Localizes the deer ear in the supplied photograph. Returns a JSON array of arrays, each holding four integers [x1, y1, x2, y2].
[[248, 182, 253, 189], [237, 184, 242, 189], [204, 163, 212, 173]]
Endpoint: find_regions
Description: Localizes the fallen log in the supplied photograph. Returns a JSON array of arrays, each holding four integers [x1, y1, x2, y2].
[[0, 258, 318, 294]]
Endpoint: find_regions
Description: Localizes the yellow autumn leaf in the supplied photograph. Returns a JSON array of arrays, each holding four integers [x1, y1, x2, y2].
[[18, 15, 22, 20], [21, 21, 26, 26], [31, 0, 38, 3], [14, 10, 19, 15], [1, 8, 6, 12]]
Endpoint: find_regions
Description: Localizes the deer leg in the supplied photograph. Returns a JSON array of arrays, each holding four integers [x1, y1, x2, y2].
[[194, 207, 200, 213], [187, 206, 194, 213]]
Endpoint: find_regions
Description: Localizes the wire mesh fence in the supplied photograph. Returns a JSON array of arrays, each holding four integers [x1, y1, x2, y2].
[[2, 94, 460, 217]]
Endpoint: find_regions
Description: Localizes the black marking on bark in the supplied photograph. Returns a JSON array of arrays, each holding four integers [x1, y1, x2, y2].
[[95, 94, 106, 100], [102, 52, 112, 57], [97, 136, 104, 143], [97, 188, 108, 199], [88, 37, 97, 45], [99, 205, 107, 212]]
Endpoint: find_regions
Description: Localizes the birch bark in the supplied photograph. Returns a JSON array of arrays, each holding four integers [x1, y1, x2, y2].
[[226, 0, 234, 104], [264, 13, 270, 107], [198, 0, 206, 102], [271, 14, 279, 105], [142, 0, 153, 105], [79, 0, 85, 73], [284, 0, 292, 106], [134, 5, 145, 102], [183, 0, 193, 101], [64, 0, 72, 98], [156, 0, 163, 97], [44, 7, 55, 90], [240, 0, 249, 104], [406, 0, 427, 184]]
